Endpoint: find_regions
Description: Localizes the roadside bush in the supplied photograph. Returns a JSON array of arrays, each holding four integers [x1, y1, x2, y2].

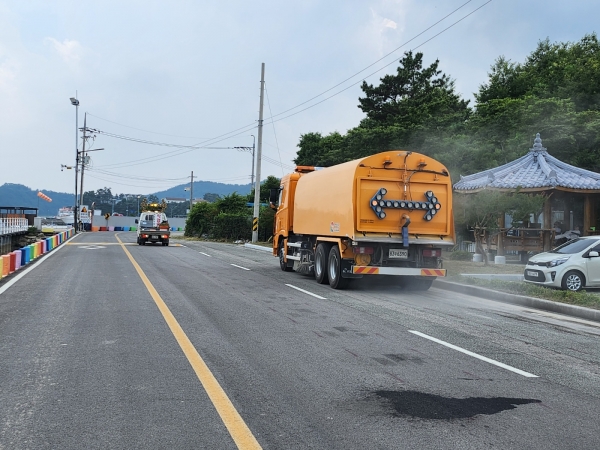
[[185, 202, 218, 237], [211, 213, 252, 240]]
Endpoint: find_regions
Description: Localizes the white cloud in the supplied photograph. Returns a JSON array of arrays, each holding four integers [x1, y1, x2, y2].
[[381, 18, 397, 29], [44, 37, 84, 63]]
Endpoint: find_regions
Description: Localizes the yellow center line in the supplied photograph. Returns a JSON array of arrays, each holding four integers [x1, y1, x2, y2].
[[115, 235, 262, 449]]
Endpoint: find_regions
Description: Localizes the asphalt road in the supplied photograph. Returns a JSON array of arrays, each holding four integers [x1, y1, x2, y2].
[[1, 232, 599, 449]]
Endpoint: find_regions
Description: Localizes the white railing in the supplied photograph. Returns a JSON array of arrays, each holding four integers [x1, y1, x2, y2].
[[0, 218, 29, 236]]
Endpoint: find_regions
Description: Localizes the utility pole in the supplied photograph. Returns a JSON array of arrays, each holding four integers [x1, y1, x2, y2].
[[251, 134, 255, 187], [190, 171, 194, 212], [252, 63, 265, 243], [78, 113, 87, 231], [70, 95, 79, 232]]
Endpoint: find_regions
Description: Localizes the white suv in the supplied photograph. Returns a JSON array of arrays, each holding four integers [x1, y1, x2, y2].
[[524, 236, 600, 291]]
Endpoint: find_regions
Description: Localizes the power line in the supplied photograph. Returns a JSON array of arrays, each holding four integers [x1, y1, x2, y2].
[[265, 0, 493, 126], [266, 0, 478, 121], [85, 1, 491, 169], [86, 113, 211, 139]]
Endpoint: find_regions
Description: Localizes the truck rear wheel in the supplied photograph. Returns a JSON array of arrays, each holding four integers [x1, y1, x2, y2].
[[328, 246, 349, 289], [315, 243, 330, 284]]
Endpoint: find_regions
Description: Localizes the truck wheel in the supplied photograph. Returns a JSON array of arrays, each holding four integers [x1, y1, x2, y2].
[[314, 243, 329, 284], [137, 237, 141, 245], [328, 246, 349, 289], [279, 245, 293, 272], [163, 240, 169, 246]]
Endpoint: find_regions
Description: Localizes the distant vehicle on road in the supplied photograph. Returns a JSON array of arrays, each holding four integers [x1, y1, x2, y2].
[[135, 202, 170, 246]]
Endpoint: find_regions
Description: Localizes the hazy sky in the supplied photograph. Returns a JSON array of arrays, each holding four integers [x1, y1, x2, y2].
[[1, 0, 599, 196]]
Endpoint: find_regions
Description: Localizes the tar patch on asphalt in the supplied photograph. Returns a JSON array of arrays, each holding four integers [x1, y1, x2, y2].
[[375, 390, 541, 420]]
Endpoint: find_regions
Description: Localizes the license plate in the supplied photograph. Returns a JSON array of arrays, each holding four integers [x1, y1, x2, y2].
[[389, 249, 408, 259], [152, 235, 158, 240], [526, 270, 538, 277]]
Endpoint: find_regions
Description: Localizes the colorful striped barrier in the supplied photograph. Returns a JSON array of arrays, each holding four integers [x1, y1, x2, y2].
[[9, 252, 16, 273], [2, 255, 8, 277], [0, 229, 75, 278]]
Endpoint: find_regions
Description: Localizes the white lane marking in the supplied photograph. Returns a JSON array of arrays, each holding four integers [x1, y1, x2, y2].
[[408, 330, 539, 378], [199, 252, 212, 257], [286, 284, 327, 300], [79, 245, 106, 250], [231, 264, 250, 271]]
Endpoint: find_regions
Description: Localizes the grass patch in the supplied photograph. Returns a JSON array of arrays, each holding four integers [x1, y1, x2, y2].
[[455, 276, 600, 310]]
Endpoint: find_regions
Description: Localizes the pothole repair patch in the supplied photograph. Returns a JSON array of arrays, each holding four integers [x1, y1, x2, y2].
[[375, 390, 541, 420]]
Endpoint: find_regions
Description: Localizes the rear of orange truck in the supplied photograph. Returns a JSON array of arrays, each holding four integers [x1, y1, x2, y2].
[[271, 150, 455, 290]]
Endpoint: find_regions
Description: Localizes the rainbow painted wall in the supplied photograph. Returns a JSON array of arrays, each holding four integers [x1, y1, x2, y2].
[[0, 229, 74, 280]]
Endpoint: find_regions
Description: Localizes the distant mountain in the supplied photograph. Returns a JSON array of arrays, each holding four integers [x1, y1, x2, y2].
[[152, 180, 251, 200], [0, 183, 76, 216], [0, 181, 253, 216]]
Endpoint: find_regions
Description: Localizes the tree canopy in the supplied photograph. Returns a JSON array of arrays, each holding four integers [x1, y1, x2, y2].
[[294, 34, 600, 179]]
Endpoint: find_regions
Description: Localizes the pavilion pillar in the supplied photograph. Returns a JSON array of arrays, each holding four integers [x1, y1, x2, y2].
[[584, 194, 594, 236]]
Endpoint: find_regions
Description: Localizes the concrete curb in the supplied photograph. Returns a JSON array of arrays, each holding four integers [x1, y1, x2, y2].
[[434, 279, 600, 323], [245, 243, 272, 253], [244, 243, 600, 323]]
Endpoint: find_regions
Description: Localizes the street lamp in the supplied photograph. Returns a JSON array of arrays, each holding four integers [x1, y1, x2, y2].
[[70, 96, 79, 230], [137, 195, 141, 216]]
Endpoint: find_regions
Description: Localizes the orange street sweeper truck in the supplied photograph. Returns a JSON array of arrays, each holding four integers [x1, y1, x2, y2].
[[270, 150, 455, 290]]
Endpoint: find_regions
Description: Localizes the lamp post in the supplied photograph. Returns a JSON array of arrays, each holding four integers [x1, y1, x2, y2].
[[70, 96, 79, 231], [137, 195, 140, 216]]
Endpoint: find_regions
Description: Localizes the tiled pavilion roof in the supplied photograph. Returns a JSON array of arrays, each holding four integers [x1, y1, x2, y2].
[[453, 133, 600, 192]]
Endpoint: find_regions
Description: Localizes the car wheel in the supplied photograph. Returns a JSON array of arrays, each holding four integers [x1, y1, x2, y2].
[[562, 270, 585, 291], [328, 245, 349, 289], [315, 243, 330, 284]]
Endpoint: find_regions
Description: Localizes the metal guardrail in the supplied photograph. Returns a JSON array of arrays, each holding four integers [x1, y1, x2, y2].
[[0, 218, 29, 236]]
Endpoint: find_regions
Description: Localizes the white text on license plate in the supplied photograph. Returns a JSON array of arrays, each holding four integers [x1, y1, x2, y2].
[[389, 249, 408, 259], [526, 270, 538, 277]]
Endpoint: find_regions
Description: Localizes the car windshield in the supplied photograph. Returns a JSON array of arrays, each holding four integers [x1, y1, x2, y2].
[[550, 238, 596, 254]]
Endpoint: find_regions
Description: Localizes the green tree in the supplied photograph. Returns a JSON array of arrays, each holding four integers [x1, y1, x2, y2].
[[203, 193, 221, 202], [215, 192, 249, 214], [247, 175, 282, 203], [184, 201, 218, 237], [358, 51, 470, 129]]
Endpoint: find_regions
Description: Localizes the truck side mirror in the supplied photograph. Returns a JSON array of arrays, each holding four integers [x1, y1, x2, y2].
[[269, 188, 280, 204], [135, 219, 139, 224]]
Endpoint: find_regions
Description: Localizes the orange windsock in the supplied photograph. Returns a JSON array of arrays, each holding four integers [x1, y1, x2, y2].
[[37, 192, 52, 202]]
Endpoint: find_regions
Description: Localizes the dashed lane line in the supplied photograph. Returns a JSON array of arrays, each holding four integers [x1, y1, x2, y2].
[[286, 284, 327, 300], [408, 330, 539, 378]]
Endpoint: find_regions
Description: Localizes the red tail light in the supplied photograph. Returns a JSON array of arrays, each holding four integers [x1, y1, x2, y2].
[[423, 248, 441, 257]]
